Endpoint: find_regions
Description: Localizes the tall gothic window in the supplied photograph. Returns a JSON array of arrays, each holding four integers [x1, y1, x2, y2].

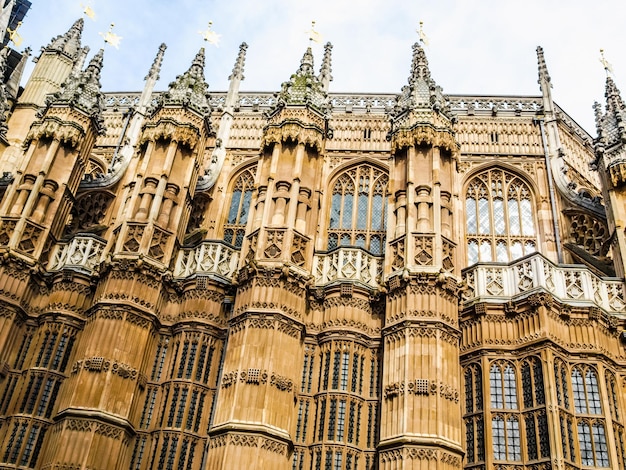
[[224, 169, 254, 249], [490, 361, 521, 462], [465, 168, 536, 264], [328, 164, 388, 255], [463, 364, 484, 464]]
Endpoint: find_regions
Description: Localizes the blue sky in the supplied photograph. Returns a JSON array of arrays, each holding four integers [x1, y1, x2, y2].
[[16, 0, 626, 134]]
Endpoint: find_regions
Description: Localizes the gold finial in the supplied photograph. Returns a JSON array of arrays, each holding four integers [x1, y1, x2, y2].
[[417, 21, 429, 46], [199, 21, 221, 46], [306, 21, 322, 43], [7, 21, 23, 48], [80, 2, 96, 20], [99, 23, 122, 49], [600, 49, 614, 75]]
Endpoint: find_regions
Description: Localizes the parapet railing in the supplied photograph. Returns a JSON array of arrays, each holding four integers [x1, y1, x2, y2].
[[174, 240, 240, 282], [462, 253, 626, 315], [313, 247, 384, 289], [48, 235, 107, 273]]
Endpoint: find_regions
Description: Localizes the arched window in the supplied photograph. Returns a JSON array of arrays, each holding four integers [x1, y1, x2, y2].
[[223, 169, 254, 249], [328, 164, 388, 255], [490, 363, 518, 410], [465, 168, 536, 264], [521, 357, 549, 461], [571, 367, 602, 415], [490, 362, 521, 462], [463, 364, 484, 464]]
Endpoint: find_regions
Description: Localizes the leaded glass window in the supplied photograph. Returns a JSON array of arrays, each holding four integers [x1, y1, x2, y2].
[[490, 362, 518, 410], [224, 169, 254, 249], [463, 363, 484, 464], [328, 164, 388, 255], [572, 366, 602, 415], [465, 168, 536, 263], [492, 414, 521, 461], [578, 420, 610, 467]]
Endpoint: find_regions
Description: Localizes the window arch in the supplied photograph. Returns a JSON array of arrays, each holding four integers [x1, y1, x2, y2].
[[223, 169, 254, 249], [463, 364, 484, 464], [465, 168, 536, 264], [327, 164, 388, 255]]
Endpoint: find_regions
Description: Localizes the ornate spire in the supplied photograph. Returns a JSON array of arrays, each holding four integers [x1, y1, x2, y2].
[[145, 43, 167, 81], [157, 47, 211, 115], [395, 42, 449, 116], [596, 76, 626, 147], [52, 48, 106, 133], [274, 46, 328, 112], [46, 18, 84, 59], [536, 46, 551, 85], [318, 42, 333, 92], [5, 47, 30, 100], [229, 42, 247, 81], [0, 48, 10, 139]]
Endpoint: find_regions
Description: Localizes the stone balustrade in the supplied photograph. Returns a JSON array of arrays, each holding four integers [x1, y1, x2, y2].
[[462, 253, 626, 315], [48, 235, 107, 273], [313, 247, 383, 289], [174, 240, 240, 282]]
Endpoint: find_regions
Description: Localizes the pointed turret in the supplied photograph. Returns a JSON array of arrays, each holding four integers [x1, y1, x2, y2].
[[0, 48, 10, 140], [318, 42, 333, 92], [45, 18, 84, 59], [156, 47, 211, 116], [5, 47, 31, 102], [395, 42, 450, 116], [50, 48, 105, 134], [592, 75, 626, 277], [274, 45, 328, 112], [199, 43, 247, 190]]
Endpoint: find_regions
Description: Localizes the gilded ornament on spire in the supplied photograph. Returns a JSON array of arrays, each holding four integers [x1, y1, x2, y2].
[[199, 21, 221, 47], [600, 49, 614, 75], [99, 23, 122, 49]]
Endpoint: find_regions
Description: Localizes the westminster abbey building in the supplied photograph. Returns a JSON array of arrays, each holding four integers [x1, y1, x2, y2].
[[0, 15, 625, 470]]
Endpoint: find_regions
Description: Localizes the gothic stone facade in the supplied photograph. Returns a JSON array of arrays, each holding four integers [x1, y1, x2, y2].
[[0, 19, 624, 470]]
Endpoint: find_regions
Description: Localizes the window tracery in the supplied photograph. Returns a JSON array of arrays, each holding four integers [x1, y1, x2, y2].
[[328, 164, 388, 255], [224, 168, 254, 249], [465, 168, 536, 264]]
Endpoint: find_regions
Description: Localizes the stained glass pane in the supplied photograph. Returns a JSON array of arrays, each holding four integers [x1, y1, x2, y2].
[[525, 241, 536, 254], [330, 193, 342, 229], [340, 234, 351, 246], [466, 198, 477, 234], [355, 234, 366, 248], [496, 241, 508, 262], [507, 417, 521, 461], [239, 190, 252, 224], [357, 193, 368, 229], [227, 190, 241, 224], [370, 236, 381, 255], [342, 193, 353, 229], [508, 199, 520, 235], [492, 416, 506, 460], [478, 198, 491, 234], [510, 241, 523, 260], [480, 240, 492, 262], [372, 194, 383, 230], [490, 365, 503, 409], [526, 414, 538, 460], [586, 370, 602, 415], [328, 233, 338, 250], [578, 421, 594, 465], [504, 365, 518, 410], [572, 369, 586, 413], [494, 199, 505, 234], [593, 423, 609, 467], [520, 199, 534, 235], [468, 240, 478, 264]]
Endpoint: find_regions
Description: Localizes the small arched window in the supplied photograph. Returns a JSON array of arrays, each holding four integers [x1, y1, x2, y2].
[[328, 164, 388, 255], [465, 168, 536, 264], [224, 169, 254, 249]]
